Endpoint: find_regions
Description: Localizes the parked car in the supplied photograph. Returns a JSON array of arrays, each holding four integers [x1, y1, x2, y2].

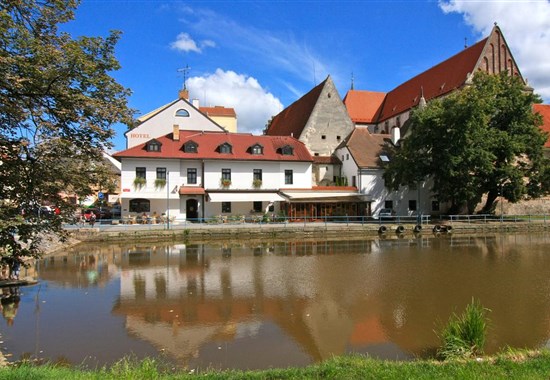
[[374, 208, 394, 220], [82, 208, 112, 221]]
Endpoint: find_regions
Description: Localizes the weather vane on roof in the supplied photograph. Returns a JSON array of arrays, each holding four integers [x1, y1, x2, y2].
[[177, 64, 191, 90]]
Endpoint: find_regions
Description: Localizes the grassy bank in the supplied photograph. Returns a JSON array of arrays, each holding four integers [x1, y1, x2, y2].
[[2, 351, 550, 379]]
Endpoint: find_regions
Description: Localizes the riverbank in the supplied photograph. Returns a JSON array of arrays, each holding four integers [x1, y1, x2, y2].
[[2, 350, 550, 379], [61, 219, 550, 248]]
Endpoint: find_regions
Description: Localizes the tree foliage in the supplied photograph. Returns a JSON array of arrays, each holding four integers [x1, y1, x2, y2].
[[0, 0, 132, 262], [383, 72, 550, 214]]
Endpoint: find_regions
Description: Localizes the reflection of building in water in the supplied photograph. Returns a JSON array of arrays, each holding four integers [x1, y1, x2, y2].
[[39, 244, 125, 287], [111, 240, 411, 366]]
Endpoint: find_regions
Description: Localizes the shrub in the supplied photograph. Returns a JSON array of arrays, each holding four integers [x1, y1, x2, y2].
[[154, 178, 166, 189], [133, 177, 146, 189], [437, 298, 490, 360]]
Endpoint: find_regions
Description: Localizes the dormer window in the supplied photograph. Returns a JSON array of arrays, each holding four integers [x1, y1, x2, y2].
[[280, 145, 294, 156], [183, 141, 198, 153], [219, 142, 232, 154], [146, 139, 162, 152], [175, 109, 190, 117], [250, 143, 263, 155]]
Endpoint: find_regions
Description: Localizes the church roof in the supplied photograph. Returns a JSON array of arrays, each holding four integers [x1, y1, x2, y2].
[[264, 77, 328, 137], [343, 90, 386, 124], [377, 37, 488, 122]]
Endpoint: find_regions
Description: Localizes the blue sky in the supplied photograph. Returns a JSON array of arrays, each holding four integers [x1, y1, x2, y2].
[[62, 1, 550, 151]]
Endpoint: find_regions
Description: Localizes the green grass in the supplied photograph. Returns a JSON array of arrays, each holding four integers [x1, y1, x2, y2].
[[2, 351, 550, 380]]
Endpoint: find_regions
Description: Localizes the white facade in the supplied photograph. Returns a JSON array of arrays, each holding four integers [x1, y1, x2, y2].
[[335, 146, 439, 217], [127, 99, 225, 149], [118, 157, 312, 221]]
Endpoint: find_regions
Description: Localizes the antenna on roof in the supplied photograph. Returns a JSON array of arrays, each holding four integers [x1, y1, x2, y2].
[[464, 37, 468, 49], [177, 64, 191, 90], [351, 72, 354, 90]]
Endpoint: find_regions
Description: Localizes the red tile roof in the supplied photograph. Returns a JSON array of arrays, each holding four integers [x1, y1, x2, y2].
[[343, 90, 386, 123], [199, 106, 236, 118], [265, 78, 327, 137], [113, 130, 313, 162], [377, 37, 488, 122], [534, 104, 550, 148], [313, 155, 341, 165], [345, 128, 389, 168]]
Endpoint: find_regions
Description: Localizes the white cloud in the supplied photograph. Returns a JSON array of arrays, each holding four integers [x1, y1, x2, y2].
[[170, 32, 215, 53], [439, 0, 550, 102], [186, 69, 283, 135]]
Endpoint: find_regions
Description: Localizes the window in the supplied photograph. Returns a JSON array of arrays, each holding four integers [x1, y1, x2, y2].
[[146, 140, 161, 152], [253, 201, 263, 213], [432, 201, 440, 212], [396, 116, 401, 128], [346, 154, 349, 160], [352, 176, 356, 187], [219, 143, 232, 154], [409, 200, 417, 211], [321, 135, 326, 140], [251, 144, 263, 155], [285, 170, 293, 185], [222, 168, 231, 181], [136, 167, 146, 179], [336, 135, 341, 141], [314, 153, 319, 156], [268, 203, 274, 212], [175, 109, 189, 117], [129, 198, 150, 213], [222, 202, 231, 213], [380, 155, 390, 162], [156, 167, 166, 180], [187, 168, 197, 184], [253, 169, 262, 181], [384, 200, 393, 209], [280, 145, 294, 155], [183, 141, 198, 153], [341, 155, 344, 161]]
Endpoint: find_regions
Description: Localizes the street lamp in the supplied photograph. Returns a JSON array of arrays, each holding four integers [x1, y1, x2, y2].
[[166, 170, 170, 230]]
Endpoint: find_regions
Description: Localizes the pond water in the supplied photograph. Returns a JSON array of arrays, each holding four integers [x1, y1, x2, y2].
[[2, 233, 550, 370]]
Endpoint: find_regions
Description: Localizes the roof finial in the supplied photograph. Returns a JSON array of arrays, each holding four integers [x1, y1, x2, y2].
[[419, 86, 426, 109], [177, 64, 191, 90], [464, 37, 468, 49], [351, 72, 354, 90]]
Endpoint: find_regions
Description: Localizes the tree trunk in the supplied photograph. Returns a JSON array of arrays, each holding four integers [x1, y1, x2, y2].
[[481, 190, 499, 214]]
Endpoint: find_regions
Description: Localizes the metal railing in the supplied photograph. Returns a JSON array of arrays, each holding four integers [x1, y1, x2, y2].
[[63, 214, 432, 231]]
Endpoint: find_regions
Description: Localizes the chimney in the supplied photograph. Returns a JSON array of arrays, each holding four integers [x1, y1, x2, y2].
[[391, 126, 400, 146], [173, 124, 180, 141], [178, 89, 189, 100], [192, 98, 199, 108]]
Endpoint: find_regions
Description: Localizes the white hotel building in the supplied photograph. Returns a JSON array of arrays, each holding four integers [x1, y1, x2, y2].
[[113, 128, 313, 221]]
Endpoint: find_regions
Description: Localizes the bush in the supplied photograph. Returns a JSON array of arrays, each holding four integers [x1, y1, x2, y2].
[[437, 298, 490, 360]]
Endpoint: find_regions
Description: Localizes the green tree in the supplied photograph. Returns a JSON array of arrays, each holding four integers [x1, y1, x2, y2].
[[384, 72, 549, 214], [0, 0, 132, 264]]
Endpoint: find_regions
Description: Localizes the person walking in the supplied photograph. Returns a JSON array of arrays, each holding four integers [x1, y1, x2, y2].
[[90, 212, 97, 227]]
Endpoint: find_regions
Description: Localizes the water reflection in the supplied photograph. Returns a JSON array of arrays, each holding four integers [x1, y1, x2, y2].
[[5, 233, 550, 369]]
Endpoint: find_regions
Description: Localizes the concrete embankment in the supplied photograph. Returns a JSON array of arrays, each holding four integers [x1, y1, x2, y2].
[[67, 221, 550, 246]]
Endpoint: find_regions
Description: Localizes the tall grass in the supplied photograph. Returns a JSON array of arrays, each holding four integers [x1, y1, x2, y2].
[[437, 298, 490, 360]]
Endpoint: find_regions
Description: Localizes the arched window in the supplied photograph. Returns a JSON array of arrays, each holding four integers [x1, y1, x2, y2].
[[280, 145, 294, 155], [129, 198, 150, 213], [183, 141, 198, 153], [250, 144, 263, 155], [219, 142, 232, 154], [175, 109, 190, 117], [146, 139, 161, 152]]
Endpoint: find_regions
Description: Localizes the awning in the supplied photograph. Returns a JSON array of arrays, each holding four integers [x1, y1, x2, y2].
[[280, 190, 372, 202], [207, 192, 286, 202], [179, 187, 206, 195]]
